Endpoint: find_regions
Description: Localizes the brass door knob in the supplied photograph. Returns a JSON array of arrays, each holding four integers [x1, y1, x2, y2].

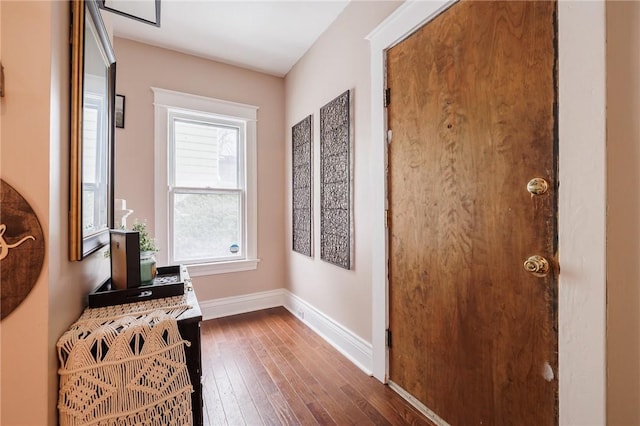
[[527, 178, 549, 196], [524, 255, 550, 277]]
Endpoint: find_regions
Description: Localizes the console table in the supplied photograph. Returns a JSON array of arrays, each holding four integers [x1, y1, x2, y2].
[[177, 276, 204, 426], [57, 266, 203, 425]]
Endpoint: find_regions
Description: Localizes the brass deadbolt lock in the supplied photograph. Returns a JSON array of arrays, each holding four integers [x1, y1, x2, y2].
[[527, 178, 549, 196]]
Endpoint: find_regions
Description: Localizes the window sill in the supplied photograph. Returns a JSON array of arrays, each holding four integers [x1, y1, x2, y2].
[[186, 258, 260, 277]]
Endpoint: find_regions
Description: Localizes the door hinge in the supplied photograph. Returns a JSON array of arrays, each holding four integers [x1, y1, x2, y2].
[[384, 88, 391, 107], [384, 209, 389, 228], [386, 329, 392, 348]]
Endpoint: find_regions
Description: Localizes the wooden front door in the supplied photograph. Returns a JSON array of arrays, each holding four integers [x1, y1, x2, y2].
[[387, 1, 558, 424]]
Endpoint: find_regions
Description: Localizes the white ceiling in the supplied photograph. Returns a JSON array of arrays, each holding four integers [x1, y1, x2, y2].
[[106, 1, 350, 77]]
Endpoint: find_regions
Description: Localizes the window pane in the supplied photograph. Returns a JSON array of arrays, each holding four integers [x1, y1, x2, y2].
[[83, 189, 96, 231], [173, 192, 242, 261], [82, 99, 108, 237], [173, 119, 239, 188], [82, 106, 99, 183]]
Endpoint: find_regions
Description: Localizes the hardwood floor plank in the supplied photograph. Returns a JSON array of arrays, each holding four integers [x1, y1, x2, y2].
[[256, 316, 362, 425], [248, 316, 322, 424], [305, 401, 337, 426], [201, 307, 434, 426], [203, 315, 283, 425], [306, 337, 432, 425], [210, 352, 246, 425], [218, 344, 263, 425], [270, 313, 394, 425], [270, 332, 370, 424], [267, 392, 302, 426], [228, 343, 282, 425], [263, 309, 431, 425], [339, 383, 393, 426], [201, 372, 227, 425], [200, 324, 228, 425]]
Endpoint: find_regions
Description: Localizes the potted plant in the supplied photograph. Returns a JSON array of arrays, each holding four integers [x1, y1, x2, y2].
[[131, 221, 158, 284]]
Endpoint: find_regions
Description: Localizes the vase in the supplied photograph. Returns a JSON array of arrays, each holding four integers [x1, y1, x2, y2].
[[140, 251, 157, 284]]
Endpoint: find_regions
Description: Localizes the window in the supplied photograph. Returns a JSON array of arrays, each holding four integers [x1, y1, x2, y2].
[[82, 90, 108, 237], [153, 88, 259, 276]]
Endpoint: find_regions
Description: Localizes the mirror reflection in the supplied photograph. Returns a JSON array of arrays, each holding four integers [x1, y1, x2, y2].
[[69, 0, 115, 260], [82, 17, 109, 240]]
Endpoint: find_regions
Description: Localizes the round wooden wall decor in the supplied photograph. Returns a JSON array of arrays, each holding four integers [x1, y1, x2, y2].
[[0, 179, 45, 320]]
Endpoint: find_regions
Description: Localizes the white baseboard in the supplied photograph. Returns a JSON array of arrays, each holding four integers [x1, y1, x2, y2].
[[199, 289, 285, 320], [282, 291, 373, 375], [198, 288, 373, 375]]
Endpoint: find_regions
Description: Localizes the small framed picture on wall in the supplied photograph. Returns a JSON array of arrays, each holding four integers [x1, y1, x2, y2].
[[115, 94, 125, 128]]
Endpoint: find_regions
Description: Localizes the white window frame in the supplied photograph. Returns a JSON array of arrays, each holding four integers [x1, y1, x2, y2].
[[152, 87, 259, 276], [169, 111, 246, 264]]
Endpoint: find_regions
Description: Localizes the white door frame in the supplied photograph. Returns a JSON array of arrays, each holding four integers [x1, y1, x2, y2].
[[367, 1, 606, 424]]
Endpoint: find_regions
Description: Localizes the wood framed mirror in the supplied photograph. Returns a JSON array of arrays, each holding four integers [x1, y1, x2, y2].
[[70, 0, 116, 260]]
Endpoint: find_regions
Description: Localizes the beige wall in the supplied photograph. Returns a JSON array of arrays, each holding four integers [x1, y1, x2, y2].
[[113, 38, 286, 301], [1, 1, 111, 425], [607, 1, 640, 424], [0, 2, 50, 422], [284, 1, 401, 342]]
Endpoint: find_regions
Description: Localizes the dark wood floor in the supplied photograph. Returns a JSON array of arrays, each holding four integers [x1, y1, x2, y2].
[[200, 307, 433, 425]]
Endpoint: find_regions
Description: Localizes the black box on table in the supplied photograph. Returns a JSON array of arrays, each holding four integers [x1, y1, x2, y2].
[[110, 230, 141, 290]]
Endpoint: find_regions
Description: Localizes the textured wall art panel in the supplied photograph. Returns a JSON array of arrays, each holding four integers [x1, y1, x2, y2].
[[320, 90, 351, 269], [292, 115, 313, 256]]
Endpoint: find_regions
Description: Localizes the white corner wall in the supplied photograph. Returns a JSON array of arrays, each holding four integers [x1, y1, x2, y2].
[[284, 1, 401, 348]]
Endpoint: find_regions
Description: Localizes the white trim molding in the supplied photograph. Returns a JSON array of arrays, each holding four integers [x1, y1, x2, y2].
[[367, 1, 607, 424], [366, 0, 458, 385], [199, 288, 284, 320], [151, 87, 259, 275], [282, 291, 373, 375], [152, 87, 258, 122], [557, 2, 607, 424], [199, 289, 373, 376], [187, 259, 260, 277]]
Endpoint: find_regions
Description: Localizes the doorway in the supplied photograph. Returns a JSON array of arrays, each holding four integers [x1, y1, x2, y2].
[[367, 1, 606, 424], [386, 1, 556, 424]]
